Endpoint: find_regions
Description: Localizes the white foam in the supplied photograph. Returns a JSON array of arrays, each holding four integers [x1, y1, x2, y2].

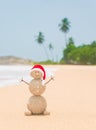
[[0, 65, 57, 87]]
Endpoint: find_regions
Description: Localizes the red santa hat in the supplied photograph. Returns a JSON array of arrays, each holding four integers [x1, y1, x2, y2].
[[31, 64, 46, 80]]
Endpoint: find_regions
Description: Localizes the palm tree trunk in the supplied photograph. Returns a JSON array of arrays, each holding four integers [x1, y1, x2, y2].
[[50, 50, 54, 61], [42, 44, 49, 60], [64, 33, 67, 47]]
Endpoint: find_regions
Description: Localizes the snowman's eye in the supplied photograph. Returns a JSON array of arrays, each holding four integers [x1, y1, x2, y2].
[[34, 71, 39, 74]]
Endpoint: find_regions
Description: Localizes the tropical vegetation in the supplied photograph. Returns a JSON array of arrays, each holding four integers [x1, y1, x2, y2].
[[34, 18, 96, 65], [60, 39, 96, 65], [59, 18, 71, 46]]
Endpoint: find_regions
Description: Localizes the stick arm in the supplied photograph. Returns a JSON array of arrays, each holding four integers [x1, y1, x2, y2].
[[44, 76, 54, 86], [21, 77, 30, 86]]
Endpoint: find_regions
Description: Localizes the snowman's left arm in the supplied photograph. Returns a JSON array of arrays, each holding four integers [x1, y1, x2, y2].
[[44, 76, 54, 86]]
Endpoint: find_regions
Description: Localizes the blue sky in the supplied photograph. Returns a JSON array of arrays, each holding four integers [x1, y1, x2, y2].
[[0, 0, 96, 61]]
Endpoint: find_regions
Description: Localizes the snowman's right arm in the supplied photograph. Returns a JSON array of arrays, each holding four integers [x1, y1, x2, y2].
[[21, 78, 30, 86]]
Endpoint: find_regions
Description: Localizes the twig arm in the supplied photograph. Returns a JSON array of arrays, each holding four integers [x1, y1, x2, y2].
[[44, 76, 54, 86], [21, 78, 29, 86]]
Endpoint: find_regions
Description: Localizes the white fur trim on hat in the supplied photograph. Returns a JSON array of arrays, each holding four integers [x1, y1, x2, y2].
[[31, 68, 44, 76]]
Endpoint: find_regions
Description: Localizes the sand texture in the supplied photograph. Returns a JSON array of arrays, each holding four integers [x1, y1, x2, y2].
[[0, 65, 96, 130]]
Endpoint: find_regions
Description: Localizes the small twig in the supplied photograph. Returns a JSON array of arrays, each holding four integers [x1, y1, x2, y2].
[[44, 76, 54, 86], [21, 77, 29, 86]]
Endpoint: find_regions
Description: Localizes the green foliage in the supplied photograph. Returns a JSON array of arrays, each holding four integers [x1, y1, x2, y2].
[[36, 32, 45, 44], [59, 18, 71, 33], [34, 60, 59, 65], [35, 32, 49, 60], [63, 37, 76, 63], [59, 18, 71, 46], [34, 18, 96, 65], [60, 40, 96, 65], [60, 58, 66, 64]]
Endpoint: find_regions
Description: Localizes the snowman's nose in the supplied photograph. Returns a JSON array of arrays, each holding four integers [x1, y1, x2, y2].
[[36, 72, 39, 75]]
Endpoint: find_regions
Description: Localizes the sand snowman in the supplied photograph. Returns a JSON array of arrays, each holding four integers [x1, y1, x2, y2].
[[21, 64, 53, 116]]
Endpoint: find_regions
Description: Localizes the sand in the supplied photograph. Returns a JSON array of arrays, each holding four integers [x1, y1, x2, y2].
[[0, 65, 96, 130]]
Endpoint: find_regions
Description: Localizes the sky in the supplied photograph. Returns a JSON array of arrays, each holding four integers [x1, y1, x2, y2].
[[0, 0, 96, 62]]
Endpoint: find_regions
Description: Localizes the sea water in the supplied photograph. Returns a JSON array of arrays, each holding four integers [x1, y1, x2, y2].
[[0, 65, 57, 87]]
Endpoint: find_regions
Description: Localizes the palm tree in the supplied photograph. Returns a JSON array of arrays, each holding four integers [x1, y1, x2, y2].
[[35, 32, 49, 60], [48, 43, 54, 61], [68, 37, 74, 46], [59, 18, 71, 47]]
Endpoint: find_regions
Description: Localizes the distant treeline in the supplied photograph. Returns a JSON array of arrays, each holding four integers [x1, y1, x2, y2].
[[35, 18, 96, 65], [60, 38, 96, 65]]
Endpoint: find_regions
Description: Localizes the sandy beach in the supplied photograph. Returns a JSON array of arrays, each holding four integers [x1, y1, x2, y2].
[[0, 65, 96, 130]]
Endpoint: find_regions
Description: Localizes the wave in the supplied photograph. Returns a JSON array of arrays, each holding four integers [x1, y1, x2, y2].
[[0, 65, 57, 87]]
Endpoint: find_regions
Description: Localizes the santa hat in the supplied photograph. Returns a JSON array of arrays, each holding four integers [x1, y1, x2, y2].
[[31, 64, 46, 80]]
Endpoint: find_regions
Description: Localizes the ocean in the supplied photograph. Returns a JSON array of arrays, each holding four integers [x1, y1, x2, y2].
[[0, 65, 57, 87]]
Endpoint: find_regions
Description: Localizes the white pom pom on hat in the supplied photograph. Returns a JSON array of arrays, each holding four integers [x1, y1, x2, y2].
[[31, 64, 46, 80]]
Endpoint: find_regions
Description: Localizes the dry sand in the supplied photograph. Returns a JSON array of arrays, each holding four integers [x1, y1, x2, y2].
[[0, 65, 96, 130]]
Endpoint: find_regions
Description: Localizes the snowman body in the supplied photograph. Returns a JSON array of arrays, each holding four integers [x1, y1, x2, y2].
[[29, 79, 45, 96], [25, 64, 49, 115], [27, 79, 47, 115], [28, 95, 47, 114]]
